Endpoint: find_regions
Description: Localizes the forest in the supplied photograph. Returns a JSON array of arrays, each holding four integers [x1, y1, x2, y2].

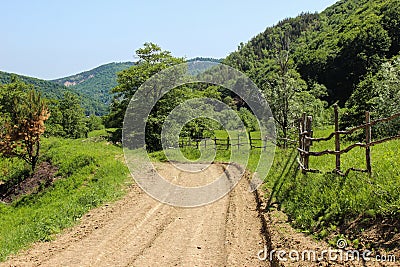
[[0, 0, 399, 263]]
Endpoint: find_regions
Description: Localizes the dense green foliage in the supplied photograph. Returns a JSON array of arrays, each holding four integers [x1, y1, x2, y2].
[[342, 54, 400, 137], [107, 43, 262, 151], [52, 62, 134, 115], [106, 43, 184, 130], [46, 93, 104, 139], [0, 135, 130, 261], [224, 0, 400, 130], [0, 72, 104, 116], [48, 92, 88, 138]]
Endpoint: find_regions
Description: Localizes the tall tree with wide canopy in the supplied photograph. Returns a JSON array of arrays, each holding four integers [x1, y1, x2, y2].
[[106, 43, 184, 130]]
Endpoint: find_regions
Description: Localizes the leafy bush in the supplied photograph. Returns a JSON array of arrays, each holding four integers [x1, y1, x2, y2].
[[342, 55, 400, 138]]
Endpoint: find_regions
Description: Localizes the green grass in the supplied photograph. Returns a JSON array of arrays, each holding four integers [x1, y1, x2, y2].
[[0, 135, 130, 261], [0, 157, 28, 184], [149, 126, 400, 244], [263, 127, 400, 239], [149, 129, 274, 176], [87, 128, 109, 138]]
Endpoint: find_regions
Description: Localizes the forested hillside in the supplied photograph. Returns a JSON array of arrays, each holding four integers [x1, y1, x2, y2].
[[0, 62, 135, 116], [0, 71, 73, 101], [0, 71, 106, 116], [52, 62, 134, 115], [225, 0, 400, 108]]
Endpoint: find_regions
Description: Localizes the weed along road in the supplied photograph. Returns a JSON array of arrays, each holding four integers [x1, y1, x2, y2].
[[4, 163, 270, 267]]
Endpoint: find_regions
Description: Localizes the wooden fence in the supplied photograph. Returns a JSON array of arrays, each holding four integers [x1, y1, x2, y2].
[[298, 104, 400, 176], [178, 132, 269, 151]]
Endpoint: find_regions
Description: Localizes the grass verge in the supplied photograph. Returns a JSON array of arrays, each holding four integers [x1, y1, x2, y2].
[[263, 127, 400, 248], [0, 135, 130, 261]]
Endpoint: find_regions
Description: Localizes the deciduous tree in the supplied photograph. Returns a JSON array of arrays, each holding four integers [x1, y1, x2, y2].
[[0, 80, 50, 171]]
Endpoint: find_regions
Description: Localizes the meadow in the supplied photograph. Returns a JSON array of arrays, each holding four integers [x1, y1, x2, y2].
[[0, 130, 130, 261], [263, 126, 400, 245]]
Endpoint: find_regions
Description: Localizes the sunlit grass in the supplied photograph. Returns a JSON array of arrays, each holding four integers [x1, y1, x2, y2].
[[0, 136, 130, 261], [149, 129, 275, 178], [263, 126, 400, 236]]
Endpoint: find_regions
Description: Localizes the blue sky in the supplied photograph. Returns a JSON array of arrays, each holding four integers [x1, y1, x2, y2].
[[0, 0, 338, 80]]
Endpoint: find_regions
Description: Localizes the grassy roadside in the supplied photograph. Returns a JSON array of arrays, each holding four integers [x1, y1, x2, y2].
[[263, 127, 400, 248], [152, 127, 400, 249], [0, 131, 130, 261], [134, 126, 398, 251]]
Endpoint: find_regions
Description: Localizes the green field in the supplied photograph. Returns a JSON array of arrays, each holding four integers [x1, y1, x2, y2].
[[0, 131, 130, 261], [149, 129, 273, 173], [263, 126, 400, 243]]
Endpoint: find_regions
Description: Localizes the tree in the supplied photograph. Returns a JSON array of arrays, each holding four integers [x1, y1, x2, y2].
[[59, 92, 87, 138], [0, 80, 50, 171], [260, 27, 307, 147], [143, 84, 222, 151], [106, 43, 184, 147], [85, 114, 104, 132], [249, 26, 329, 147], [343, 55, 400, 138], [107, 43, 184, 128], [380, 0, 400, 57], [238, 108, 259, 132], [44, 99, 65, 137]]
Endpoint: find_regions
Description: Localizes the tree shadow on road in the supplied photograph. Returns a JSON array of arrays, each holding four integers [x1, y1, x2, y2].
[[265, 147, 299, 210]]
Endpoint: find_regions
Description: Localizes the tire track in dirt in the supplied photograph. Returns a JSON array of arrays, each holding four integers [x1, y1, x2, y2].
[[3, 163, 269, 267], [128, 164, 230, 267]]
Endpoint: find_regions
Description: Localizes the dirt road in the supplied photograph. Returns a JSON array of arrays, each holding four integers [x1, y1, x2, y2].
[[4, 163, 269, 267]]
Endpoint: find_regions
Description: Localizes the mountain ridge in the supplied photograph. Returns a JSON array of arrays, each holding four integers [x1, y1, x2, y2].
[[0, 62, 136, 116], [51, 62, 135, 115], [2, 58, 225, 115]]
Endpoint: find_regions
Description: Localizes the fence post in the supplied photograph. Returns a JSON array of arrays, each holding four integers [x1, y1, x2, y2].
[[213, 137, 217, 150], [226, 136, 230, 150], [248, 132, 252, 149], [304, 116, 312, 170], [299, 113, 306, 170], [334, 104, 341, 172], [365, 111, 372, 173], [237, 133, 240, 150], [196, 138, 199, 149], [263, 136, 267, 151]]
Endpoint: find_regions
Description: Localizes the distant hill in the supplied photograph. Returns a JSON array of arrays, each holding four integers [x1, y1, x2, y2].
[[0, 71, 73, 100], [187, 57, 222, 63], [2, 59, 223, 116], [0, 71, 109, 116], [52, 62, 134, 115], [186, 57, 222, 75]]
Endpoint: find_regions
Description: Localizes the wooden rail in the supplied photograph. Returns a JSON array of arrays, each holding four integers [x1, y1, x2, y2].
[[178, 133, 270, 151], [298, 104, 400, 175]]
